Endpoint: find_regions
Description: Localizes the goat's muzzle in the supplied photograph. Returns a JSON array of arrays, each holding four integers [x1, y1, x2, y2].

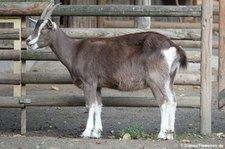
[[26, 37, 38, 50]]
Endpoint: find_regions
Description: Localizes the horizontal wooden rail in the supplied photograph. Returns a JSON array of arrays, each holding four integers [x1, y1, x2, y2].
[[173, 40, 218, 49], [0, 72, 203, 85], [0, 3, 201, 17], [0, 40, 218, 49], [0, 50, 201, 63], [104, 21, 219, 32], [22, 28, 201, 40], [0, 28, 201, 40], [20, 72, 200, 85], [0, 29, 19, 40], [0, 95, 200, 108], [0, 73, 20, 85], [0, 50, 20, 60]]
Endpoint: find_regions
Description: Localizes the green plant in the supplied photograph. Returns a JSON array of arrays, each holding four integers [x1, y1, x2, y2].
[[119, 124, 146, 139]]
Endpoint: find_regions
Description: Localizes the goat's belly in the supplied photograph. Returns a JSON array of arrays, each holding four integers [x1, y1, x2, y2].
[[113, 77, 147, 91]]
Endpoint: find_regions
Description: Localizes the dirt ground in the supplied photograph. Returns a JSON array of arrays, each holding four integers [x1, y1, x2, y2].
[[0, 61, 225, 149]]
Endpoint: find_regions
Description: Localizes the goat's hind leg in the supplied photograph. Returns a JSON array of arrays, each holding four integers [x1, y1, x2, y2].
[[148, 79, 176, 140], [160, 80, 176, 140]]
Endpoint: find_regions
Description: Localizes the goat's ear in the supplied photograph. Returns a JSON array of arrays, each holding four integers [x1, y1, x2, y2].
[[47, 19, 57, 30], [28, 17, 38, 24]]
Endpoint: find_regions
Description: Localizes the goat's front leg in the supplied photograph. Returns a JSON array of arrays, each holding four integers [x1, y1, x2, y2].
[[81, 84, 102, 138], [81, 103, 95, 138], [91, 88, 103, 138]]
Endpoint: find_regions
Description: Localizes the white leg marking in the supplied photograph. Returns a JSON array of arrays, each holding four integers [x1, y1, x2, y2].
[[158, 80, 176, 140], [91, 103, 103, 138], [165, 80, 176, 140], [158, 104, 170, 140], [81, 104, 95, 138]]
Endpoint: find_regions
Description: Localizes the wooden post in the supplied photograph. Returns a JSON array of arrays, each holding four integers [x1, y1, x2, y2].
[[218, 0, 225, 109], [13, 18, 27, 135], [134, 0, 151, 29], [97, 0, 104, 28], [200, 0, 212, 134], [1, 17, 27, 135], [0, 18, 26, 134]]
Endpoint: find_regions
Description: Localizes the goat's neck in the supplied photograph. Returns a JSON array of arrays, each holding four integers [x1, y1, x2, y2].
[[50, 28, 78, 71]]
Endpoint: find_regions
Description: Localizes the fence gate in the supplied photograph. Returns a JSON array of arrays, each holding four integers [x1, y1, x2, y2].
[[0, 0, 213, 135]]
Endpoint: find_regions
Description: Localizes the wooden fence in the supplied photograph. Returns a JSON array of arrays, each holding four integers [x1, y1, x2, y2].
[[0, 1, 216, 135]]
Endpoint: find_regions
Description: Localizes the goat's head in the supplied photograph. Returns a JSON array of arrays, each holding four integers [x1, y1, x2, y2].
[[26, 1, 60, 50]]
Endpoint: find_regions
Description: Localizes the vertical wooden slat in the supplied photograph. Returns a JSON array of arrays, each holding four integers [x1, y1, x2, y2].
[[21, 17, 27, 135], [218, 0, 225, 109], [9, 17, 27, 135], [200, 0, 213, 134], [97, 0, 104, 28], [134, 0, 151, 29], [13, 18, 27, 135]]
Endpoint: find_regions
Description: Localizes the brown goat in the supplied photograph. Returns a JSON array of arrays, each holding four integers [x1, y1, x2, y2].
[[26, 2, 187, 140]]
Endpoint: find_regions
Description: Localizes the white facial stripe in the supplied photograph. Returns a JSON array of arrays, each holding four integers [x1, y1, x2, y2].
[[37, 20, 48, 36], [29, 36, 38, 45], [28, 20, 48, 45]]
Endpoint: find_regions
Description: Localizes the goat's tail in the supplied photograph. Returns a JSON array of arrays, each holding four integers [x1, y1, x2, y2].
[[176, 46, 187, 69]]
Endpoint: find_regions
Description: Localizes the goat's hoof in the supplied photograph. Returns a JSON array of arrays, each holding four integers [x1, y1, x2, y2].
[[166, 130, 175, 140], [158, 131, 175, 140], [81, 130, 91, 138], [158, 132, 167, 140], [91, 129, 102, 139], [166, 133, 174, 140]]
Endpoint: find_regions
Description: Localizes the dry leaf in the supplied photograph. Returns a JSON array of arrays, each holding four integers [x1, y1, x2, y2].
[[193, 86, 200, 89], [13, 134, 22, 137], [178, 88, 185, 91], [51, 86, 59, 91], [216, 132, 225, 138], [181, 139, 191, 143], [96, 141, 102, 144], [179, 94, 185, 97]]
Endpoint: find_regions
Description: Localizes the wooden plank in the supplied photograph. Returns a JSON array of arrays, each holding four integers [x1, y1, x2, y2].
[[21, 17, 27, 135], [0, 95, 200, 108], [0, 73, 20, 84], [173, 40, 218, 49], [21, 50, 58, 61], [0, 2, 48, 16], [200, 0, 212, 134], [0, 96, 24, 108], [53, 5, 201, 17], [103, 21, 219, 32], [134, 0, 151, 29], [0, 29, 19, 40], [21, 50, 200, 62], [0, 40, 218, 49], [13, 18, 22, 97], [0, 50, 20, 60], [97, 0, 104, 28], [22, 28, 201, 40], [0, 3, 201, 17], [21, 72, 202, 85], [218, 0, 225, 109]]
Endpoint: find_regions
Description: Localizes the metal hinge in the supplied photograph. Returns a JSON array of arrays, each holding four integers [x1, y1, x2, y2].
[[19, 98, 31, 104]]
